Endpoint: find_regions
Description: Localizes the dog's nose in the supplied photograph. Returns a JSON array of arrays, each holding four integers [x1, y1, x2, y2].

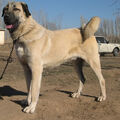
[[4, 14, 10, 20]]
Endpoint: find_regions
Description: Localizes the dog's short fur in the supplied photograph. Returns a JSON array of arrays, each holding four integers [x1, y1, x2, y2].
[[2, 2, 106, 113]]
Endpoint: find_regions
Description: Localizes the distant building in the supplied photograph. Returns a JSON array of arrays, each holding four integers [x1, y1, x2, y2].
[[0, 28, 5, 45]]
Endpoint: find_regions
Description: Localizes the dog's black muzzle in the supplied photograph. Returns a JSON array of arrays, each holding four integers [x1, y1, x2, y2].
[[4, 13, 13, 24], [4, 13, 19, 33]]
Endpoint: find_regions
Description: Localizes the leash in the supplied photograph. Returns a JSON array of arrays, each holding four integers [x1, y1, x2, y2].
[[0, 40, 17, 80], [0, 29, 34, 80]]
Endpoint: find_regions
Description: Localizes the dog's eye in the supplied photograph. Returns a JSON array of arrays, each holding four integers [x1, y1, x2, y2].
[[13, 8, 20, 11], [4, 8, 8, 12]]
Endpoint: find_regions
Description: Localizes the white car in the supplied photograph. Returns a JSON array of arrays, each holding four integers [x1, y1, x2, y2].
[[96, 36, 120, 56]]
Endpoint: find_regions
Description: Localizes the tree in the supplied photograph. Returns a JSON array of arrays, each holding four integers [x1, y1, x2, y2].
[[112, 0, 120, 15], [80, 16, 87, 28], [33, 9, 62, 30]]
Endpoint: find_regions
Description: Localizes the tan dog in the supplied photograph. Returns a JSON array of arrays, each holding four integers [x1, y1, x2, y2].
[[2, 2, 106, 113]]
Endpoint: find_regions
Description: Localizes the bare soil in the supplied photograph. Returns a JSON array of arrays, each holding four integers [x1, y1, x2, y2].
[[0, 44, 120, 120]]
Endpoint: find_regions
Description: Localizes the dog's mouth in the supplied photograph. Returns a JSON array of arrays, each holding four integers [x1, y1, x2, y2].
[[5, 21, 19, 33], [6, 24, 14, 29], [4, 14, 19, 32]]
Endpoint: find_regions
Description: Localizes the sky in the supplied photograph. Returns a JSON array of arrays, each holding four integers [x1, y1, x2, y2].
[[13, 0, 119, 28]]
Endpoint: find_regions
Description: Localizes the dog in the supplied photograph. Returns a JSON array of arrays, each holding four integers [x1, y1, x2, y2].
[[2, 2, 106, 113]]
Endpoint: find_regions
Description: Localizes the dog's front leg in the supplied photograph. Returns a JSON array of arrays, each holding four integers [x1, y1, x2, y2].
[[23, 61, 43, 113], [21, 63, 32, 106]]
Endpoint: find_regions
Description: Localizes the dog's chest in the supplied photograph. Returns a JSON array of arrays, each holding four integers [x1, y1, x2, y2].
[[15, 43, 29, 62], [17, 46, 24, 57]]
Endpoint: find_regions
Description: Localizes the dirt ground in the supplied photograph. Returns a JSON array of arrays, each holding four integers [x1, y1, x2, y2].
[[0, 44, 120, 120]]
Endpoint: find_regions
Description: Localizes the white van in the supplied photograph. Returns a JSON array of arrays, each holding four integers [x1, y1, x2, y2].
[[96, 36, 120, 56]]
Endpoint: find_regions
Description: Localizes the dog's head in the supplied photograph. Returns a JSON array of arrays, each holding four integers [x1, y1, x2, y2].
[[2, 2, 31, 33]]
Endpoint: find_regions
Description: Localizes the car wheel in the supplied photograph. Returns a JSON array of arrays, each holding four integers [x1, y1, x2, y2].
[[113, 48, 119, 56]]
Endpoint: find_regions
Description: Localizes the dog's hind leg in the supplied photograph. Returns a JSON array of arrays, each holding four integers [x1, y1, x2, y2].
[[71, 36, 106, 101], [86, 53, 106, 101], [72, 58, 86, 98]]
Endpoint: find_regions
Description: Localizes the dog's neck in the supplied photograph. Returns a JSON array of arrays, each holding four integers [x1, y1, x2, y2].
[[10, 16, 44, 41]]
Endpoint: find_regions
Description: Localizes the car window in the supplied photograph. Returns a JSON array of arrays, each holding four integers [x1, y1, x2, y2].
[[96, 37, 107, 43]]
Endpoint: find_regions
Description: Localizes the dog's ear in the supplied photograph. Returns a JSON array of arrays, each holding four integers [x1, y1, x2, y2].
[[21, 2, 31, 17], [2, 7, 5, 17]]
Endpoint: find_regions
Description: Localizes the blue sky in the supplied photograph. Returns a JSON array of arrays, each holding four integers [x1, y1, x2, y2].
[[16, 0, 117, 28]]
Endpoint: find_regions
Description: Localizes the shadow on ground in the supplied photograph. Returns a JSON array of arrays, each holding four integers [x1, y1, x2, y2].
[[57, 89, 98, 101], [0, 85, 27, 97]]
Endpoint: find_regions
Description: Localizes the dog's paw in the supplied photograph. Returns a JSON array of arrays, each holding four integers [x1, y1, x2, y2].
[[23, 103, 36, 113], [97, 96, 106, 102], [71, 92, 80, 98]]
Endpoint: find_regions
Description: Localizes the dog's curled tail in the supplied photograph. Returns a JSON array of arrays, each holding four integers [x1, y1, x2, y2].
[[82, 16, 100, 40]]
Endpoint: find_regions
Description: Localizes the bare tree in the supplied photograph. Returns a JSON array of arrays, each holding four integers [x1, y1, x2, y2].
[[115, 16, 120, 37], [80, 16, 88, 28], [112, 0, 120, 15], [32, 9, 62, 30]]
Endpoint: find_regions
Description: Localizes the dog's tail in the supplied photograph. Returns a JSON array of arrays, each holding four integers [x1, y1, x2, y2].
[[81, 16, 100, 40]]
